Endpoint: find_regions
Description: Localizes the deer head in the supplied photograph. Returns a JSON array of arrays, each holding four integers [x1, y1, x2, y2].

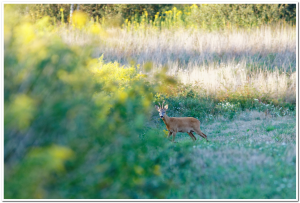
[[155, 101, 168, 118]]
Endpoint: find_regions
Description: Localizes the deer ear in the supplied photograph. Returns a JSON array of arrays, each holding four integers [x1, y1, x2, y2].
[[164, 104, 168, 110], [155, 105, 160, 111]]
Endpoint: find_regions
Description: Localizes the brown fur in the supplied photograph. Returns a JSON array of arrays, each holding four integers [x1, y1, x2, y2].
[[155, 104, 208, 142]]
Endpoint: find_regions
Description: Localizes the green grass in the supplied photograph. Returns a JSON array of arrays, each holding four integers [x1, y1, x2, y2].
[[151, 111, 296, 198], [266, 125, 276, 132]]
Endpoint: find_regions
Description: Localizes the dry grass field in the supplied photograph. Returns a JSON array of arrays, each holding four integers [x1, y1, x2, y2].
[[59, 24, 296, 103]]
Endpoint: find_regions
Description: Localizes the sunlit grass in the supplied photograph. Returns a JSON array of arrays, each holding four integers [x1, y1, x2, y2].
[[85, 23, 295, 104]]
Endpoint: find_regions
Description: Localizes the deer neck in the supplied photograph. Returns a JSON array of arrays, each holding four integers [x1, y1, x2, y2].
[[162, 114, 171, 129]]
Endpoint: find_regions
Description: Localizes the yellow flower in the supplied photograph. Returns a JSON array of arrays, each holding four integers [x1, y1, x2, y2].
[[163, 129, 169, 137], [191, 4, 198, 9], [89, 24, 101, 34], [60, 8, 64, 12], [72, 11, 88, 28], [15, 23, 35, 44], [8, 94, 36, 131], [118, 92, 128, 103]]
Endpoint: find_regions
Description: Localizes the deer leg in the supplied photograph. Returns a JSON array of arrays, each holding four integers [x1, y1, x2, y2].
[[167, 131, 172, 139], [190, 132, 197, 140], [195, 129, 208, 142], [172, 132, 177, 143], [187, 132, 196, 141]]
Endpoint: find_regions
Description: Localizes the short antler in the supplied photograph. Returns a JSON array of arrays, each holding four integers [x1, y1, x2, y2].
[[161, 100, 165, 109]]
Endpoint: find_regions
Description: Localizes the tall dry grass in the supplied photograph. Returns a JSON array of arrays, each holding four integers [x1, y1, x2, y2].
[[98, 24, 295, 70], [59, 23, 296, 103], [175, 62, 296, 103]]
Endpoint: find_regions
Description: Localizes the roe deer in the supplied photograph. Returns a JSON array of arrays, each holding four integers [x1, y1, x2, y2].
[[155, 101, 208, 142]]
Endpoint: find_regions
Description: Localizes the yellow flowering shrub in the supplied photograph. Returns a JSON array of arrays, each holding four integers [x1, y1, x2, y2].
[[88, 56, 145, 91], [4, 5, 180, 199]]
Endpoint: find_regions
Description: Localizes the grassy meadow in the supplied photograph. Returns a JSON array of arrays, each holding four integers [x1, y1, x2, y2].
[[4, 4, 296, 199]]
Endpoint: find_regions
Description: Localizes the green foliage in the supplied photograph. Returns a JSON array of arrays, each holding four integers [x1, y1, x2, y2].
[[5, 145, 74, 198], [156, 82, 295, 124], [187, 4, 296, 30], [215, 101, 241, 119], [4, 6, 176, 198], [122, 4, 296, 31], [21, 4, 175, 26], [23, 4, 70, 23], [21, 4, 296, 30]]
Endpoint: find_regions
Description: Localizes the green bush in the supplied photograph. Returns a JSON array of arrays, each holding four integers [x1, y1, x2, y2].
[[4, 5, 182, 198], [186, 4, 296, 30], [21, 4, 296, 29], [21, 4, 175, 25]]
